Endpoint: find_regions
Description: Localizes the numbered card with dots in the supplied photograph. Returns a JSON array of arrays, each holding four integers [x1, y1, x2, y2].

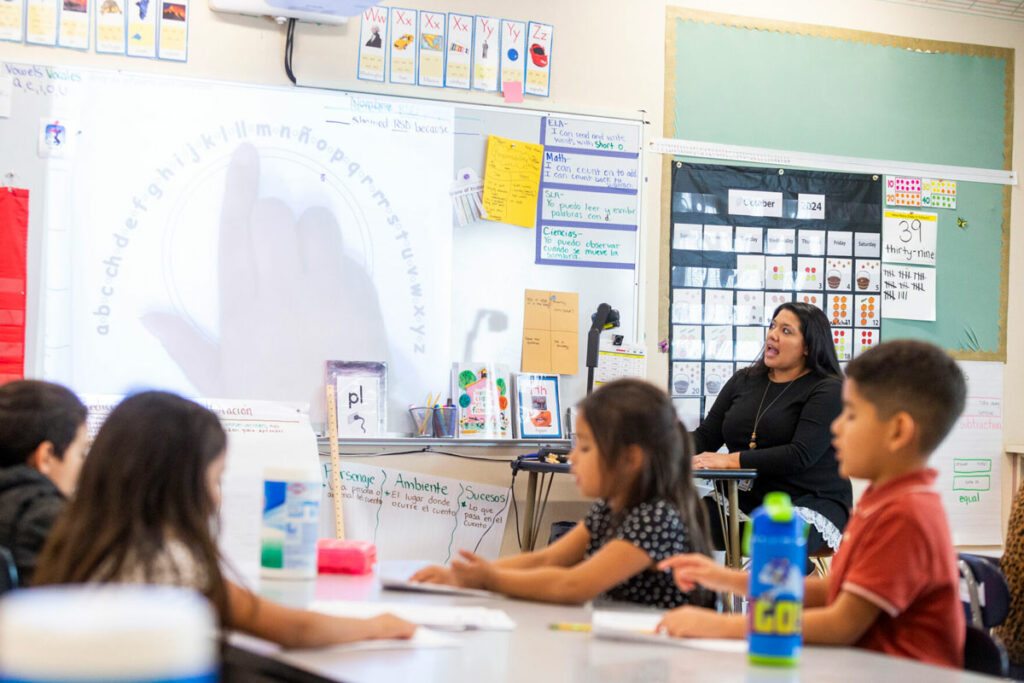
[[832, 328, 852, 361], [853, 260, 881, 293], [855, 295, 880, 328], [825, 258, 852, 291], [886, 176, 922, 207], [796, 257, 823, 291], [764, 292, 792, 325], [735, 326, 764, 361], [671, 288, 702, 324], [671, 324, 702, 360], [704, 289, 734, 324], [734, 290, 764, 326], [828, 294, 852, 326], [854, 329, 878, 357], [764, 257, 793, 290], [671, 361, 702, 397], [703, 362, 733, 397], [798, 292, 823, 311], [922, 179, 957, 209]]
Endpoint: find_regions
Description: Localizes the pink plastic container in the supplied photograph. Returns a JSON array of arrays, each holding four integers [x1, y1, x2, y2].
[[316, 539, 377, 575]]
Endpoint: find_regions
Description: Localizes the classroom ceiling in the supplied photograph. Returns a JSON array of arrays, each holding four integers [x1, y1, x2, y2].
[[881, 0, 1024, 22]]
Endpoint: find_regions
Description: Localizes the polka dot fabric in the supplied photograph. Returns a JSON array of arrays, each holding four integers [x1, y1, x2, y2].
[[584, 499, 698, 608]]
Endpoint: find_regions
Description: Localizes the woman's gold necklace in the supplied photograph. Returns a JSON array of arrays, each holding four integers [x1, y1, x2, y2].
[[749, 376, 798, 449]]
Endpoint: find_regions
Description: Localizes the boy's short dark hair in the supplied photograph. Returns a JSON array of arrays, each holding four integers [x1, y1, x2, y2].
[[0, 380, 87, 468], [845, 340, 966, 456]]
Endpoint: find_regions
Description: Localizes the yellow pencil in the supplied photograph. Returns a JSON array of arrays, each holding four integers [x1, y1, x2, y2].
[[549, 622, 591, 632]]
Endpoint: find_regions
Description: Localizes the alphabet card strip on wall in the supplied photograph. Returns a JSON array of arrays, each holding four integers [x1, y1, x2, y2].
[[26, 0, 58, 46], [444, 12, 472, 88], [388, 7, 417, 85], [358, 5, 388, 81], [127, 0, 157, 58], [524, 21, 551, 97], [417, 10, 445, 87], [95, 0, 127, 54], [0, 0, 25, 42], [157, 0, 188, 61], [499, 19, 525, 93], [471, 15, 499, 92], [58, 0, 90, 49]]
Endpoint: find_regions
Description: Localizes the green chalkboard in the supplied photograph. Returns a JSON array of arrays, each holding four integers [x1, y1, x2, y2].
[[662, 9, 1012, 359]]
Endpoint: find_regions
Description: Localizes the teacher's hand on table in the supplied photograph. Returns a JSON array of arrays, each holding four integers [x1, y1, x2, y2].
[[449, 550, 496, 590], [408, 564, 457, 585], [693, 451, 740, 470]]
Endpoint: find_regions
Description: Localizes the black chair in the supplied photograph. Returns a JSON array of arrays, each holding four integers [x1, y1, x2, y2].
[[0, 545, 18, 594], [959, 553, 1010, 677]]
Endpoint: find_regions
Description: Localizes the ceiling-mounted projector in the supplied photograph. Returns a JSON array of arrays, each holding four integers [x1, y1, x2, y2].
[[209, 0, 382, 25]]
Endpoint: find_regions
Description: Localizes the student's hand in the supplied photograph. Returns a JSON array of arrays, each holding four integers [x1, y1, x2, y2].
[[449, 550, 495, 589], [408, 565, 456, 585], [140, 143, 389, 408], [693, 451, 740, 469], [657, 606, 738, 639], [365, 613, 417, 640], [658, 553, 743, 593]]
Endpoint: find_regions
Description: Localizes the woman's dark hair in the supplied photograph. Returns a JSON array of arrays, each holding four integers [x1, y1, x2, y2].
[[577, 378, 711, 557], [747, 301, 842, 379], [0, 380, 87, 467], [33, 391, 229, 624]]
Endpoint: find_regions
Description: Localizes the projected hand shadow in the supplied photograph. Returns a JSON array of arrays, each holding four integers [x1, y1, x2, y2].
[[141, 143, 388, 402]]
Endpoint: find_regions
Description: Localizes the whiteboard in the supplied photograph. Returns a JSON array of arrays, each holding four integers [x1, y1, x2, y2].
[[0, 60, 640, 433]]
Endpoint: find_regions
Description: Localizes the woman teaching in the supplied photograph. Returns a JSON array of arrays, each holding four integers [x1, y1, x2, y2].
[[691, 301, 852, 557]]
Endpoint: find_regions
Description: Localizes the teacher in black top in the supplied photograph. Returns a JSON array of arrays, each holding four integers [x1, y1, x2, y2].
[[691, 301, 852, 557]]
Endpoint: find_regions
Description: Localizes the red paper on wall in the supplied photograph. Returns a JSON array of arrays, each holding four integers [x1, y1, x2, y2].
[[0, 189, 28, 382]]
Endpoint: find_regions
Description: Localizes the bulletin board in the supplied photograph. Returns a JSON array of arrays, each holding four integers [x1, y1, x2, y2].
[[0, 60, 641, 432], [662, 8, 1013, 361]]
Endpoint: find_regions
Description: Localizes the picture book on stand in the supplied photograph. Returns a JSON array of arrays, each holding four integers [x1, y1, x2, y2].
[[451, 362, 512, 438], [514, 373, 562, 439]]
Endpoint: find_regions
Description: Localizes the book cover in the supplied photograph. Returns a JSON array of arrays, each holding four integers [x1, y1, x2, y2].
[[451, 362, 511, 438], [514, 373, 562, 439], [324, 361, 387, 437]]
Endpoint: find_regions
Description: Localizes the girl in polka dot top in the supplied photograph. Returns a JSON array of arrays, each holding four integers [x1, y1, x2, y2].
[[411, 378, 713, 608]]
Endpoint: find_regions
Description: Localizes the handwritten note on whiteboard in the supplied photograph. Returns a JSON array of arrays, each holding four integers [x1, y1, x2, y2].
[[481, 135, 543, 228], [881, 264, 936, 321], [320, 461, 509, 563], [522, 289, 579, 375], [933, 361, 1003, 545]]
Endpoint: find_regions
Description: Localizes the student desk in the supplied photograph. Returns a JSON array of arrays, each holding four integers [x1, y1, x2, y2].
[[512, 458, 756, 569], [229, 570, 993, 683]]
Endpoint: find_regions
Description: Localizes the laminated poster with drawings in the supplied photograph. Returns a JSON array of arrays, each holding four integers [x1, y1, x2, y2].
[[451, 362, 512, 438]]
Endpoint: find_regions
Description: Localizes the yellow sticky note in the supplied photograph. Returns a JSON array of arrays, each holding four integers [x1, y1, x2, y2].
[[482, 134, 544, 228]]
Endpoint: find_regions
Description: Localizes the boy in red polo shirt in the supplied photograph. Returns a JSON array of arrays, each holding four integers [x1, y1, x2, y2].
[[656, 339, 966, 669]]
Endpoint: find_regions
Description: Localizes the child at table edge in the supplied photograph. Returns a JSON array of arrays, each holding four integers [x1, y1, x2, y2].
[[34, 391, 416, 648], [411, 378, 714, 608], [657, 339, 966, 669]]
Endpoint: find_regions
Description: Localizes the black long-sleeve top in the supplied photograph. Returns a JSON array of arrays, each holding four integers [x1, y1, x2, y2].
[[693, 370, 852, 522]]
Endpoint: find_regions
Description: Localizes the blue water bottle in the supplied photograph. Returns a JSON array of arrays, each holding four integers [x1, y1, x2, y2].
[[745, 491, 807, 666]]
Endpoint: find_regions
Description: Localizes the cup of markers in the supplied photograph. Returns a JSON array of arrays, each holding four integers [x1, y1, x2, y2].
[[409, 394, 449, 437]]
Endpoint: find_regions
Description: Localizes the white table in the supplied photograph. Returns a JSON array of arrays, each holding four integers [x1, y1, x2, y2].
[[226, 567, 998, 682]]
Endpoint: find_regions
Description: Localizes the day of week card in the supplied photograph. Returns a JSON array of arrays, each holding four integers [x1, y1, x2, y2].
[[703, 224, 732, 252], [127, 0, 157, 57], [417, 10, 445, 87], [0, 0, 25, 42], [95, 0, 127, 54], [472, 15, 499, 92], [58, 0, 90, 49], [157, 0, 188, 61], [358, 6, 389, 81], [826, 231, 852, 257], [26, 0, 58, 46], [854, 232, 880, 258], [798, 229, 826, 255], [673, 223, 702, 250], [524, 21, 551, 97], [444, 13, 472, 88], [734, 226, 762, 252], [499, 19, 525, 93], [389, 7, 417, 85], [764, 228, 795, 254]]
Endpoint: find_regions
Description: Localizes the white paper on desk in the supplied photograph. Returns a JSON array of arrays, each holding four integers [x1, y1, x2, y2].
[[314, 627, 462, 652], [591, 610, 747, 652], [380, 577, 500, 599], [310, 600, 516, 631]]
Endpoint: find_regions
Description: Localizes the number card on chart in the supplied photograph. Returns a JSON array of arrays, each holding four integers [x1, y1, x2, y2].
[[882, 210, 937, 266]]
